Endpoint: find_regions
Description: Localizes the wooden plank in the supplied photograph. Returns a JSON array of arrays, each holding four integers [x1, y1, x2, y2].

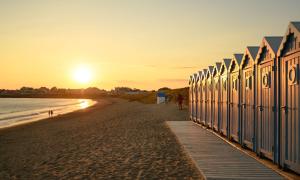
[[166, 121, 284, 180]]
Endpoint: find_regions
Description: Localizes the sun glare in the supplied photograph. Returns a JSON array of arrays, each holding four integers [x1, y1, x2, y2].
[[73, 65, 92, 84]]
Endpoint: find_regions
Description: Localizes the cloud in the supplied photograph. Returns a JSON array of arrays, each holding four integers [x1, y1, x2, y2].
[[172, 66, 198, 69], [158, 78, 187, 83], [145, 65, 198, 69], [117, 80, 138, 84]]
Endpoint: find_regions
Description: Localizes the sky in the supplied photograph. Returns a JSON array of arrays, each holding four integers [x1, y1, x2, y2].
[[0, 0, 299, 90]]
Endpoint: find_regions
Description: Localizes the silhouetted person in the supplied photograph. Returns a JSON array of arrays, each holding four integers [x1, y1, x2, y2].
[[165, 94, 168, 104], [50, 110, 53, 116], [48, 110, 51, 117], [177, 94, 184, 110]]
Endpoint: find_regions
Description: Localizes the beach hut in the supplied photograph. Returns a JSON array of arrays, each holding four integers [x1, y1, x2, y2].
[[196, 71, 203, 124], [205, 66, 214, 128], [277, 22, 300, 173], [200, 69, 208, 125], [240, 46, 259, 150], [189, 75, 194, 120], [219, 58, 232, 137], [256, 36, 282, 162], [212, 62, 222, 131], [157, 92, 166, 104], [192, 73, 199, 122], [228, 54, 243, 143]]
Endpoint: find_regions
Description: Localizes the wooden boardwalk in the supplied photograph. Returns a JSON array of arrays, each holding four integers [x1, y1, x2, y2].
[[166, 121, 284, 180]]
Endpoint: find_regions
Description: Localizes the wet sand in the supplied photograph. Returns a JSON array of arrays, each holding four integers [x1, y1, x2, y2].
[[0, 98, 202, 179]]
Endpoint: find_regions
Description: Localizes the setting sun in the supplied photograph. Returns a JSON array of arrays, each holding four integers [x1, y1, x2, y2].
[[73, 65, 92, 84]]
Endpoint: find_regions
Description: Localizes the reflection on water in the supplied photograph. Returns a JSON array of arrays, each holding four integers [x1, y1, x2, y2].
[[79, 99, 90, 109], [0, 98, 97, 129]]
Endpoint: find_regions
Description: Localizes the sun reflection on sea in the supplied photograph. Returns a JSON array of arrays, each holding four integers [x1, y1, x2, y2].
[[79, 100, 89, 109]]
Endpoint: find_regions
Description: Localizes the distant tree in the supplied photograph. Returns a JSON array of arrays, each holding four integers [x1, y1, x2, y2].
[[84, 87, 105, 94], [57, 88, 67, 94], [158, 87, 171, 91], [50, 87, 58, 93], [38, 87, 50, 94], [20, 87, 35, 94], [20, 87, 34, 91]]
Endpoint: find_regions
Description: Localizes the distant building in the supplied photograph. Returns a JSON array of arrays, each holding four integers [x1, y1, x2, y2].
[[157, 92, 166, 104]]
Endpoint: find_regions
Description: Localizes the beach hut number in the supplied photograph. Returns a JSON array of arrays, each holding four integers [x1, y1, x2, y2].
[[262, 72, 270, 88], [232, 79, 238, 91], [246, 76, 252, 90], [288, 65, 299, 85]]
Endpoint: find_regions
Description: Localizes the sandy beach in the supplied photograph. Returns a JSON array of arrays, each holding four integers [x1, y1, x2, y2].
[[0, 98, 201, 179]]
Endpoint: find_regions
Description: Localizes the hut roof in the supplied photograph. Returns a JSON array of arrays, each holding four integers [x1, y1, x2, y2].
[[229, 53, 243, 71], [201, 69, 208, 80], [216, 62, 222, 72], [212, 62, 222, 76], [278, 21, 300, 56], [189, 75, 193, 84], [247, 46, 260, 60], [256, 36, 283, 63], [196, 70, 202, 81], [264, 37, 283, 54], [206, 66, 214, 78], [193, 73, 198, 82], [223, 59, 232, 70], [197, 70, 202, 78], [233, 54, 244, 65], [292, 21, 300, 31], [241, 46, 259, 68]]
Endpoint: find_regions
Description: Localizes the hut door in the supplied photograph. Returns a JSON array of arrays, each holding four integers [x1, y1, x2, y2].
[[189, 85, 193, 118], [282, 53, 300, 171], [258, 62, 274, 160], [220, 76, 228, 135], [213, 78, 219, 130], [194, 85, 198, 121], [206, 80, 212, 127], [242, 68, 255, 149], [193, 85, 197, 120], [230, 72, 239, 142], [198, 85, 202, 122], [201, 82, 206, 124]]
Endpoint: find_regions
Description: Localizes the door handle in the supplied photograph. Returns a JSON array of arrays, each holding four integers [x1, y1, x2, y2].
[[257, 105, 263, 111], [280, 106, 288, 113], [241, 103, 246, 108]]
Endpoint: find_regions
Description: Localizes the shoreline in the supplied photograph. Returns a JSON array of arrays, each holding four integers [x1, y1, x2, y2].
[[0, 99, 99, 130]]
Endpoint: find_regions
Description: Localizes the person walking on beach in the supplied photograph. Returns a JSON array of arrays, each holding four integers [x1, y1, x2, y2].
[[177, 93, 184, 110], [48, 110, 54, 117]]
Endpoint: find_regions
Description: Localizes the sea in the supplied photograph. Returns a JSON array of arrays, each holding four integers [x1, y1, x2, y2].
[[0, 98, 97, 128]]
